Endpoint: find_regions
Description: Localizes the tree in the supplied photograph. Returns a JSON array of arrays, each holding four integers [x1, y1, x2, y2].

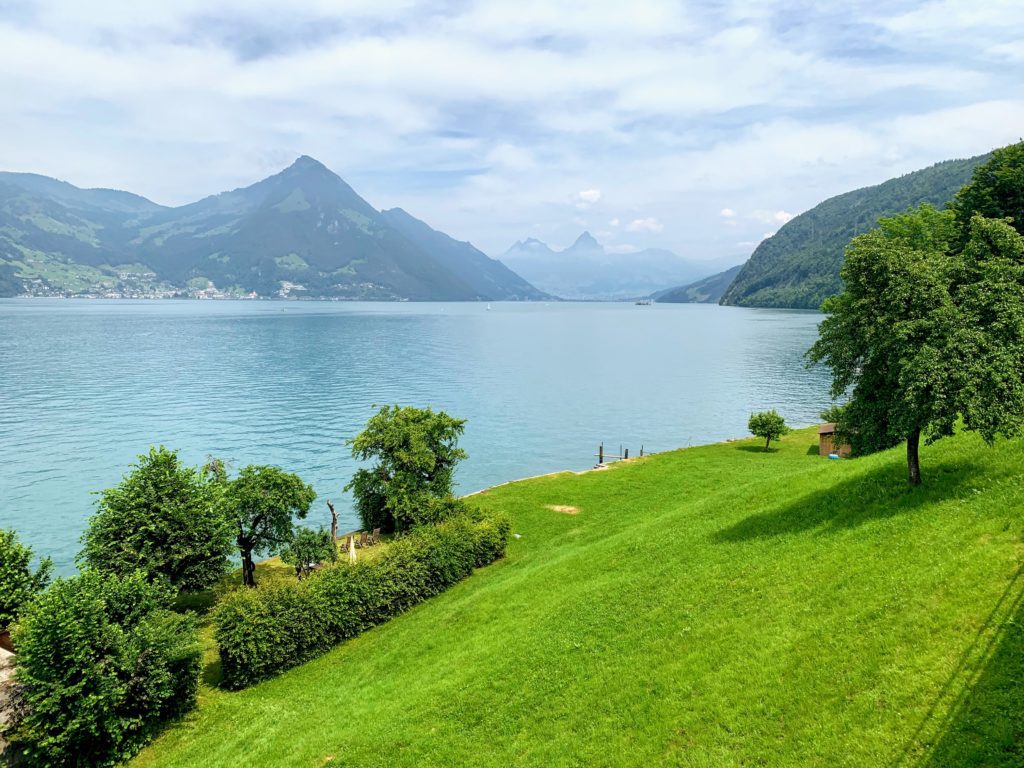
[[345, 405, 468, 533], [280, 527, 337, 580], [221, 465, 316, 587], [951, 141, 1024, 244], [808, 203, 1024, 484], [747, 410, 790, 451], [0, 529, 52, 629], [79, 447, 233, 592], [8, 571, 200, 767]]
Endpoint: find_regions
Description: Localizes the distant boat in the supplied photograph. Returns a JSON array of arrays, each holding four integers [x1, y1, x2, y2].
[[635, 299, 652, 306], [486, 303, 492, 311]]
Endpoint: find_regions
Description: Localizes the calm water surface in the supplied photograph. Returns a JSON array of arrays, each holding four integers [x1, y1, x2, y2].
[[0, 299, 830, 573]]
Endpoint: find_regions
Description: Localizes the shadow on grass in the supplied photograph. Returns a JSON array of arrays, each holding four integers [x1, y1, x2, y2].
[[712, 459, 985, 543], [734, 445, 779, 454], [806, 443, 821, 456], [900, 565, 1024, 768]]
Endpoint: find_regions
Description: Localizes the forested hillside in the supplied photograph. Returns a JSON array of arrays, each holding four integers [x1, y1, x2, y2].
[[720, 154, 988, 309]]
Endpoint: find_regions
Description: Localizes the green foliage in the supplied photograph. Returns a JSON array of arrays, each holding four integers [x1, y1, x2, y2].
[[808, 204, 1024, 483], [213, 512, 509, 689], [220, 464, 316, 587], [747, 410, 790, 450], [0, 529, 52, 628], [952, 141, 1024, 243], [721, 154, 987, 309], [280, 527, 338, 580], [7, 571, 201, 767], [345, 405, 468, 533], [79, 447, 233, 592]]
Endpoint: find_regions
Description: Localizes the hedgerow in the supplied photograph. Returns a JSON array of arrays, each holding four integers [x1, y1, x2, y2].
[[214, 512, 510, 689]]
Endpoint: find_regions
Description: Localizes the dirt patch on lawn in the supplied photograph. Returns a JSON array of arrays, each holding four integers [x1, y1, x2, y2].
[[545, 504, 580, 515]]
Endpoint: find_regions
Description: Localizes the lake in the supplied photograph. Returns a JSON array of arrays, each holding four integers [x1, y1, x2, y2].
[[0, 299, 831, 573]]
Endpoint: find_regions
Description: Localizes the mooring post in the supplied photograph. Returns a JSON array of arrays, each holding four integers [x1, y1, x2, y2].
[[598, 443, 604, 464], [640, 445, 644, 457], [624, 447, 629, 459]]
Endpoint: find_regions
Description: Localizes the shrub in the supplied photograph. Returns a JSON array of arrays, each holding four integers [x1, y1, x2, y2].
[[6, 571, 201, 767], [79, 447, 233, 592], [214, 513, 509, 689], [0, 529, 52, 629], [281, 527, 338, 580]]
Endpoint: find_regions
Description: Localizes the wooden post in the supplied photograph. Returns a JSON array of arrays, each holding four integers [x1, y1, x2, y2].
[[327, 500, 338, 544], [598, 444, 604, 464], [624, 448, 629, 459], [640, 445, 644, 457]]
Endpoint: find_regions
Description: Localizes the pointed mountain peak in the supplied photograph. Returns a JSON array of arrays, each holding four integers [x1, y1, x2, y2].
[[569, 231, 601, 250], [284, 155, 333, 176]]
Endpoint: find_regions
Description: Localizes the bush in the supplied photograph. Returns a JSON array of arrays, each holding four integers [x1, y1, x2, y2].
[[214, 513, 509, 689], [79, 447, 233, 592], [281, 527, 338, 580], [0, 529, 52, 628], [5, 571, 201, 767]]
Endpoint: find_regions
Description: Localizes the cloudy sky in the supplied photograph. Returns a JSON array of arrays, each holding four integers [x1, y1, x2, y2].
[[1, 0, 1022, 261]]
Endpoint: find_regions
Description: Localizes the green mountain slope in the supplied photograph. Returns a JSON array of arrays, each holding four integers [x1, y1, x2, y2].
[[655, 263, 743, 303], [720, 154, 989, 309], [0, 158, 544, 300], [135, 428, 1024, 767]]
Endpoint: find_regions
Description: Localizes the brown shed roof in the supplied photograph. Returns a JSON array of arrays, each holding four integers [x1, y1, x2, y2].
[[818, 423, 836, 435]]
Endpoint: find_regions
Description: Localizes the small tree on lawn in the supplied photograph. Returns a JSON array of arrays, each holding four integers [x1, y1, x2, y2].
[[221, 465, 316, 587], [280, 527, 337, 580], [79, 447, 233, 592], [345, 405, 468, 533], [748, 410, 789, 451], [0, 529, 52, 629]]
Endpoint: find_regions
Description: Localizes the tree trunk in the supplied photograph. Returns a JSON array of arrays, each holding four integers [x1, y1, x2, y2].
[[764, 436, 771, 452], [327, 500, 338, 544], [241, 547, 257, 588], [907, 429, 922, 486]]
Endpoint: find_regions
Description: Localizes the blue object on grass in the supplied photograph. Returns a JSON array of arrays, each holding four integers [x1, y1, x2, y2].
[[828, 453, 840, 460]]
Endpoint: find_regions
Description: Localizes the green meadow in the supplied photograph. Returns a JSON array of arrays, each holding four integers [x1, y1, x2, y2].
[[134, 427, 1024, 767]]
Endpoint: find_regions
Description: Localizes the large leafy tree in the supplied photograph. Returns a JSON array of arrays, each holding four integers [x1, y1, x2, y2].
[[0, 529, 52, 628], [220, 465, 316, 587], [345, 405, 468, 533], [809, 203, 1024, 484], [79, 447, 233, 592]]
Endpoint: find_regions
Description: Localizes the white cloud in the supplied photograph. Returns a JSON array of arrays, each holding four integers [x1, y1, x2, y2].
[[609, 218, 620, 227], [751, 209, 794, 225], [574, 188, 602, 209], [720, 207, 737, 217], [626, 217, 664, 233]]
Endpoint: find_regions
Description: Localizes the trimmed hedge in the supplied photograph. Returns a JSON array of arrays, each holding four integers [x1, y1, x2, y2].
[[214, 513, 510, 689]]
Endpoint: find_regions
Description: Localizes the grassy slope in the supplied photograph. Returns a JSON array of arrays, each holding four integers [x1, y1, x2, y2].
[[135, 428, 1024, 767]]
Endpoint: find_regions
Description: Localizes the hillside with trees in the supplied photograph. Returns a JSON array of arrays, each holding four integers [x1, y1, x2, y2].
[[720, 154, 989, 309]]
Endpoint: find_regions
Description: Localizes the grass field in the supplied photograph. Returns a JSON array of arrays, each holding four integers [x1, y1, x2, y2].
[[134, 428, 1024, 767]]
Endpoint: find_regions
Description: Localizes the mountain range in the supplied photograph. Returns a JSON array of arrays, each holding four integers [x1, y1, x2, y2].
[[0, 157, 546, 301], [499, 232, 737, 300], [719, 153, 989, 309], [653, 264, 744, 304]]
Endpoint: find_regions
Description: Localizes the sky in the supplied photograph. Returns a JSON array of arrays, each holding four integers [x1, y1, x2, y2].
[[1, 0, 1022, 261]]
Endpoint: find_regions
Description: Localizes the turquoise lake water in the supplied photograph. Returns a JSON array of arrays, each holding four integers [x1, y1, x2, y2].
[[0, 299, 831, 573]]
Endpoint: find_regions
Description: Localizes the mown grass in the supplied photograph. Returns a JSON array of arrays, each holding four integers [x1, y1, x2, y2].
[[134, 428, 1024, 767]]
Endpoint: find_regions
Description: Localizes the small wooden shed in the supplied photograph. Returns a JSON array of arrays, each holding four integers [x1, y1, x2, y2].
[[818, 423, 852, 457]]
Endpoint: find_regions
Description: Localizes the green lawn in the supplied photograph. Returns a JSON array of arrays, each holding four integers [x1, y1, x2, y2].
[[134, 428, 1024, 767]]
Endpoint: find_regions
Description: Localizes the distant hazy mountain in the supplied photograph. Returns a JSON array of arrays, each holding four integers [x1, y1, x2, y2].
[[0, 156, 546, 300], [499, 231, 730, 300], [719, 153, 989, 310], [655, 264, 744, 304]]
